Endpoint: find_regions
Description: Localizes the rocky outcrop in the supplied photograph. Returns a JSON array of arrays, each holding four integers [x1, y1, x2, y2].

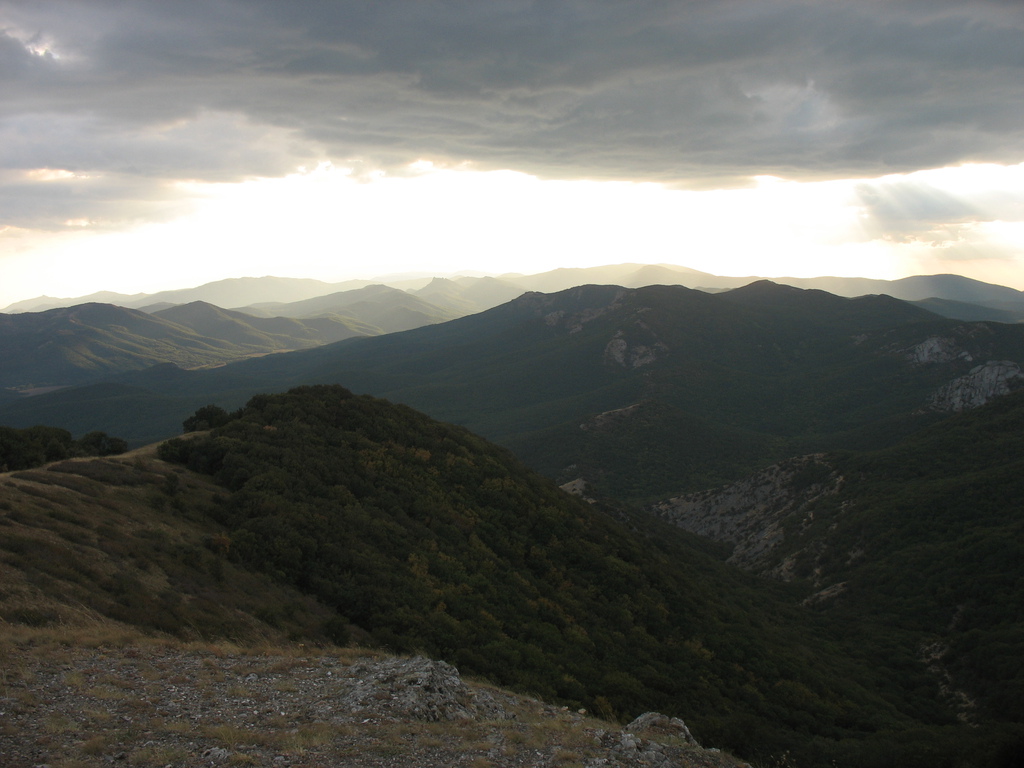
[[591, 713, 738, 768], [604, 331, 668, 368], [649, 455, 840, 574], [516, 288, 671, 366], [625, 712, 700, 746], [561, 477, 591, 495], [587, 712, 744, 768], [801, 581, 848, 606], [897, 328, 1022, 411], [338, 655, 510, 722], [920, 640, 978, 724], [905, 335, 975, 365], [929, 360, 1023, 411], [581, 403, 642, 431], [517, 286, 628, 333]]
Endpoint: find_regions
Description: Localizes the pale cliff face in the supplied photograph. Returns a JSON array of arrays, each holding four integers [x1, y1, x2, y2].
[[930, 360, 1024, 412], [649, 454, 842, 576], [899, 331, 1023, 412]]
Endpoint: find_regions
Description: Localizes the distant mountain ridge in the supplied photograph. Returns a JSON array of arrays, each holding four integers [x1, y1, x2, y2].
[[6, 280, 1022, 498], [240, 284, 461, 330], [2, 276, 351, 314], [0, 301, 369, 392], [0, 285, 465, 394], [0, 302, 247, 391], [152, 301, 375, 347], [5, 264, 1023, 322]]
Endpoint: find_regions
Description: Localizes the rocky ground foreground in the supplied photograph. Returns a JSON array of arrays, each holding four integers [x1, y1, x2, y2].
[[1, 641, 748, 768]]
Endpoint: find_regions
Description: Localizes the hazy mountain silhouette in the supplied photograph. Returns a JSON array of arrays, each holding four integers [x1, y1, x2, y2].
[[1, 276, 367, 314], [240, 284, 462, 331], [0, 301, 372, 393], [6, 264, 1022, 320], [153, 301, 374, 345]]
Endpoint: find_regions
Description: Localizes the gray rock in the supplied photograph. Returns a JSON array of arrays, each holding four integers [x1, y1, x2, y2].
[[598, 723, 690, 767], [905, 336, 973, 365], [339, 656, 509, 722], [625, 712, 699, 746], [930, 360, 1023, 411], [650, 454, 840, 574], [603, 331, 668, 368]]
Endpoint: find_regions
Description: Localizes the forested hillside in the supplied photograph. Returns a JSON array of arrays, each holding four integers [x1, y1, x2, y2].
[[152, 385, 1023, 767], [653, 388, 1024, 735]]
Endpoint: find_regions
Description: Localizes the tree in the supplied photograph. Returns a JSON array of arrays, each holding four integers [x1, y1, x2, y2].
[[183, 404, 233, 432], [77, 431, 129, 456]]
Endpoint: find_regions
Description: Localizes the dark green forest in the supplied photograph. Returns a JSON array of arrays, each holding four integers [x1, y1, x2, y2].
[[158, 385, 1024, 767], [771, 390, 1024, 726], [0, 424, 127, 471]]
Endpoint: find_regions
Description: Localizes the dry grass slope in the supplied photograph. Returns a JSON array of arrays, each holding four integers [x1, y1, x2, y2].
[[0, 451, 745, 768], [0, 447, 337, 645]]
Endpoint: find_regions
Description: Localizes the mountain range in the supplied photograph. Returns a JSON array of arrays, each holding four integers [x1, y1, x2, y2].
[[4, 279, 1021, 497], [2, 264, 1020, 404], [238, 283, 462, 328], [0, 301, 376, 393], [3, 265, 1024, 767], [0, 286, 465, 395], [5, 263, 1024, 321]]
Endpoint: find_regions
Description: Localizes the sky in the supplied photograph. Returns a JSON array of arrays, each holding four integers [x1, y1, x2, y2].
[[1, 0, 1023, 309]]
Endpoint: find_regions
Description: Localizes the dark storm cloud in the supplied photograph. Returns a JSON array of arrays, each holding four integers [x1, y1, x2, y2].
[[1, 0, 1022, 226]]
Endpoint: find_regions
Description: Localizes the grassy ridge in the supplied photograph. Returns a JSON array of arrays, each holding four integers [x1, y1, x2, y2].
[[0, 448, 340, 645]]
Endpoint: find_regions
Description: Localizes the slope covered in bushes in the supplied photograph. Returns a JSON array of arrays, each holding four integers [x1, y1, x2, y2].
[[156, 385, 1020, 766]]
